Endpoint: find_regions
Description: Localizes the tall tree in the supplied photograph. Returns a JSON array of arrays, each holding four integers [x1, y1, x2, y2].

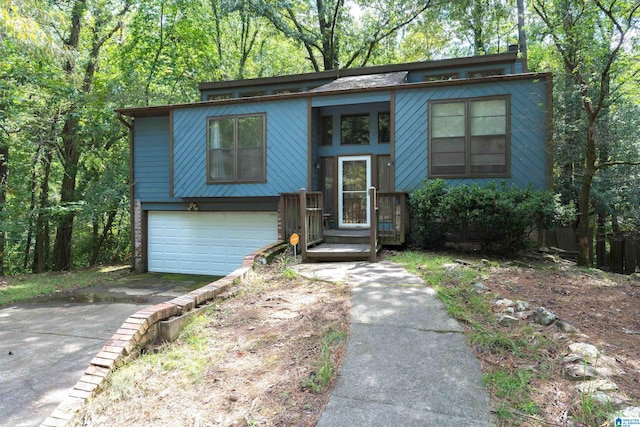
[[532, 0, 640, 266], [52, 0, 132, 271], [252, 0, 433, 71]]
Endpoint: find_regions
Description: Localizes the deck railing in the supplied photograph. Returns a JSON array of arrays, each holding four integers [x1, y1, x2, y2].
[[377, 192, 406, 245], [280, 189, 323, 261]]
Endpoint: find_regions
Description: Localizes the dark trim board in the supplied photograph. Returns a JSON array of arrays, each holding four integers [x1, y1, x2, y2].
[[141, 197, 280, 212]]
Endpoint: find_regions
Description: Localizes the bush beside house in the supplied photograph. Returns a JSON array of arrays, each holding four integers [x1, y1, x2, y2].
[[409, 179, 558, 254]]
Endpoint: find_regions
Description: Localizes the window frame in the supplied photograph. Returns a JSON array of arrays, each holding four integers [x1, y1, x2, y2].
[[428, 95, 510, 178], [206, 113, 267, 184]]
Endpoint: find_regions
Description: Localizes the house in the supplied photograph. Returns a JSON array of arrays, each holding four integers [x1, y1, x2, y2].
[[116, 51, 552, 276]]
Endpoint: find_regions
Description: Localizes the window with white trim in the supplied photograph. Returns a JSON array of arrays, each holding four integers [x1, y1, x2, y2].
[[207, 114, 266, 183], [429, 96, 509, 177]]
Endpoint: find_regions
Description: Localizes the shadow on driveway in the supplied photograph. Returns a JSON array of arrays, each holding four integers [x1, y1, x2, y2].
[[0, 272, 219, 427]]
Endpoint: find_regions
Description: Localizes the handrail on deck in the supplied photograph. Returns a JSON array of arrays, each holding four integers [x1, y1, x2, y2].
[[280, 189, 323, 262]]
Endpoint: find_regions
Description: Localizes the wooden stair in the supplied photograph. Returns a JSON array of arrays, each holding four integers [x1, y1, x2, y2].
[[305, 229, 381, 262]]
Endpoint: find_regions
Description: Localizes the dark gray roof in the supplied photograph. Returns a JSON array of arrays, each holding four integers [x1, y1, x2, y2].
[[309, 71, 408, 93]]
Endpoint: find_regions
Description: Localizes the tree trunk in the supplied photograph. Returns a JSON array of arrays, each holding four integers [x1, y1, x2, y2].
[[517, 0, 528, 72], [576, 120, 597, 266], [53, 117, 80, 271], [0, 146, 7, 276], [90, 209, 118, 266], [34, 146, 52, 273]]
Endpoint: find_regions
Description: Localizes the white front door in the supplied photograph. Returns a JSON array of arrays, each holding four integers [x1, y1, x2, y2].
[[338, 156, 371, 228]]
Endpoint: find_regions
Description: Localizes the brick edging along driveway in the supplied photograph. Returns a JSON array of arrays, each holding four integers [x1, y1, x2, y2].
[[41, 242, 286, 427]]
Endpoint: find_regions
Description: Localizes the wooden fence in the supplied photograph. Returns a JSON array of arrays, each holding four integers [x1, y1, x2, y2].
[[546, 228, 638, 274]]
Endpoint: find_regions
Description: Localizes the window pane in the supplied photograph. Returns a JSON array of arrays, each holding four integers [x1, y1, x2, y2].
[[209, 118, 234, 149], [378, 113, 390, 143], [320, 116, 333, 146], [471, 99, 506, 136], [237, 147, 264, 180], [431, 103, 465, 138], [238, 116, 263, 148], [209, 148, 234, 181], [432, 102, 465, 117], [341, 114, 370, 145], [470, 136, 507, 174], [431, 137, 465, 175]]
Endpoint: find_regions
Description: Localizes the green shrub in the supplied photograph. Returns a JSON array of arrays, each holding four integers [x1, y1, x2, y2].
[[409, 180, 558, 254]]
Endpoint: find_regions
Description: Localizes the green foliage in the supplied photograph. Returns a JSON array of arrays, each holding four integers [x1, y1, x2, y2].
[[409, 179, 559, 254]]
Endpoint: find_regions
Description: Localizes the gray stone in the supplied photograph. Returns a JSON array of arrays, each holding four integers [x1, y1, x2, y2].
[[618, 407, 640, 418], [568, 342, 599, 359], [494, 298, 515, 309], [515, 300, 530, 312], [576, 378, 618, 393], [472, 282, 490, 292], [564, 363, 597, 380], [532, 306, 557, 326], [515, 311, 532, 320], [497, 315, 519, 327], [556, 320, 579, 333]]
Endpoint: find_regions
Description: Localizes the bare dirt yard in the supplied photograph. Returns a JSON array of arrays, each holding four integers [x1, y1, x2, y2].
[[480, 256, 640, 425], [74, 262, 350, 427]]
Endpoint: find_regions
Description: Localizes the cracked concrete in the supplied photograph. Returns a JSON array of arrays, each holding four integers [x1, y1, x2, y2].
[[294, 261, 494, 427]]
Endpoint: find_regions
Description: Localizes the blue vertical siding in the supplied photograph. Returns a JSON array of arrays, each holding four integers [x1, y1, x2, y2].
[[395, 78, 548, 192], [133, 116, 173, 202], [172, 98, 308, 197]]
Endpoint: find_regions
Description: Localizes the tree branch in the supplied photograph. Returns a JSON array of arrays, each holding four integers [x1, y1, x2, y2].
[[595, 160, 640, 171]]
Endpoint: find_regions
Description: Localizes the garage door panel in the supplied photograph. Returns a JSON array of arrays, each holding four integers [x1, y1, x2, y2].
[[147, 211, 278, 276]]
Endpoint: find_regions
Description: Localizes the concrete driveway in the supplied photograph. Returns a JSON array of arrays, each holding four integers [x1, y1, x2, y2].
[[0, 272, 218, 427]]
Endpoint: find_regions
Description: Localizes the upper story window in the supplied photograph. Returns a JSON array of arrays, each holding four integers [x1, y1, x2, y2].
[[429, 96, 509, 177], [239, 90, 266, 98], [207, 93, 233, 101], [378, 112, 390, 144], [422, 72, 460, 82], [320, 116, 333, 146], [341, 114, 369, 145], [467, 69, 504, 78], [207, 114, 266, 183]]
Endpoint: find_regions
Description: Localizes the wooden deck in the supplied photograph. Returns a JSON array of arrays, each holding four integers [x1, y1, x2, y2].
[[306, 229, 380, 262]]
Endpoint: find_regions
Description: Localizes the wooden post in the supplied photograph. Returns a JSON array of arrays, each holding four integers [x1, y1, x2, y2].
[[300, 188, 308, 262], [369, 187, 377, 263]]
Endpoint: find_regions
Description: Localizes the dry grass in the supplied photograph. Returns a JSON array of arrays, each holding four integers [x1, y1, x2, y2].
[[74, 260, 350, 427]]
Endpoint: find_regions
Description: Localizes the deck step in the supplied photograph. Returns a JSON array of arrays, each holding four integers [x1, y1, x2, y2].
[[305, 242, 381, 262], [323, 229, 371, 244]]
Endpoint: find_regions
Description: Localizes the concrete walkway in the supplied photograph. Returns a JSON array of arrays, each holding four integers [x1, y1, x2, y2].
[[294, 261, 495, 427], [0, 273, 216, 427]]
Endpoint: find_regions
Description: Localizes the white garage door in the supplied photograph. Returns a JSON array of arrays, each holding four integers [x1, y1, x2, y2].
[[147, 211, 278, 276]]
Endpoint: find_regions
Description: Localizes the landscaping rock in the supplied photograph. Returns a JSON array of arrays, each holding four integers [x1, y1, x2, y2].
[[497, 315, 519, 327], [532, 306, 557, 326], [617, 407, 640, 418], [576, 378, 619, 393], [515, 311, 532, 320], [472, 282, 490, 292], [563, 362, 597, 380], [568, 342, 599, 359], [556, 320, 580, 333], [442, 263, 459, 271], [515, 300, 530, 312], [494, 298, 515, 309]]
